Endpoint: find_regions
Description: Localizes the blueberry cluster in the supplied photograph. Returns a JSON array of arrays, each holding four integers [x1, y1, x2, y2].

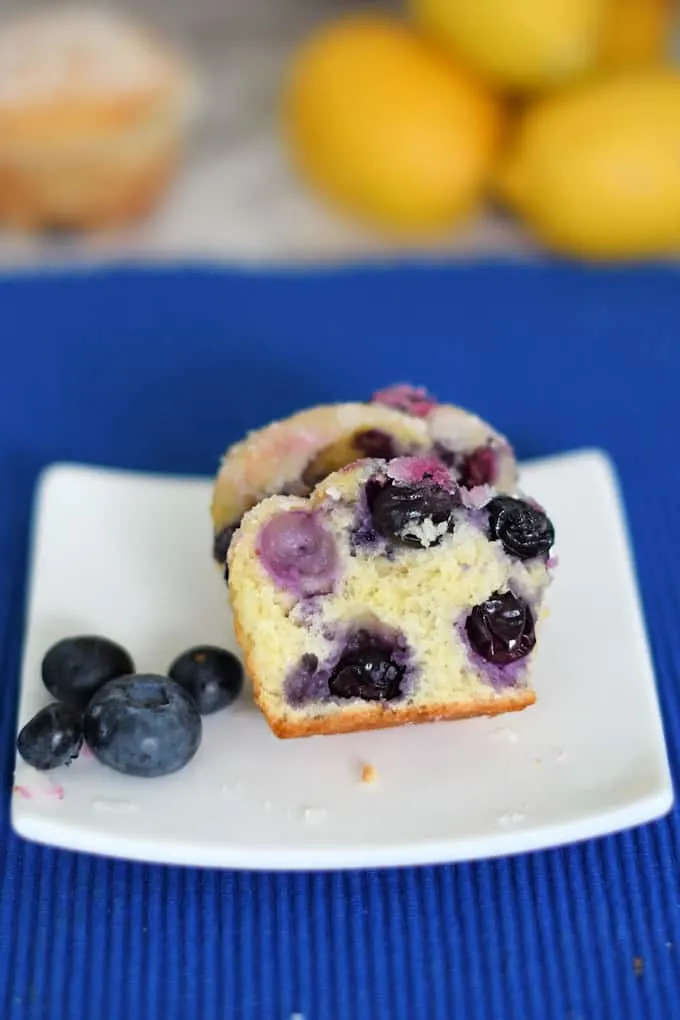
[[366, 474, 555, 561], [363, 475, 555, 670], [17, 636, 243, 778]]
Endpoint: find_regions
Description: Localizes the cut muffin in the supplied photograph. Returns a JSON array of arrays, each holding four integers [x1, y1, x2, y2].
[[0, 8, 196, 230], [211, 384, 517, 571], [228, 456, 555, 738]]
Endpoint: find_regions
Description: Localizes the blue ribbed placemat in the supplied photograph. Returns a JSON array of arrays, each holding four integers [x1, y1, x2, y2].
[[1, 262, 679, 1020]]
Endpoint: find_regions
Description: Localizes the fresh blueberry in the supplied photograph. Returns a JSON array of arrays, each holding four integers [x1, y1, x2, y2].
[[465, 591, 536, 665], [353, 429, 397, 460], [486, 496, 555, 560], [83, 674, 202, 778], [168, 645, 243, 714], [329, 648, 403, 701], [285, 653, 328, 707], [258, 510, 338, 596], [17, 703, 83, 770], [42, 635, 134, 710], [369, 480, 456, 548]]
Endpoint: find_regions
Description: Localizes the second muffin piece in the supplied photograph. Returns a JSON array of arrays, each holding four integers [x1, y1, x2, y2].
[[211, 384, 517, 571]]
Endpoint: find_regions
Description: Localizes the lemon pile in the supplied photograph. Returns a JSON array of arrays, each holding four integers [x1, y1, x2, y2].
[[282, 0, 679, 259]]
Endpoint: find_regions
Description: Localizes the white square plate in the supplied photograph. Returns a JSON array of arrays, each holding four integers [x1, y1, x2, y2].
[[11, 450, 673, 870]]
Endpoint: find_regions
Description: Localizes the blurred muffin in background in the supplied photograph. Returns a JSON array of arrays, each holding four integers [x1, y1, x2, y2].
[[0, 7, 196, 231]]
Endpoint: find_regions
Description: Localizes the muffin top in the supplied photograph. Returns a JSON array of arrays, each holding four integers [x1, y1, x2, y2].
[[0, 8, 192, 140]]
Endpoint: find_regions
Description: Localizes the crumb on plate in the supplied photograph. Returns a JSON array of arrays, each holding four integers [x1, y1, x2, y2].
[[361, 763, 379, 784]]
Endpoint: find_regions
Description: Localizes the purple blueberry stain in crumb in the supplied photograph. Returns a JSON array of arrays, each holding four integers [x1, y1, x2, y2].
[[289, 597, 325, 627], [258, 510, 339, 597], [285, 654, 330, 707], [350, 476, 386, 553], [371, 384, 438, 418]]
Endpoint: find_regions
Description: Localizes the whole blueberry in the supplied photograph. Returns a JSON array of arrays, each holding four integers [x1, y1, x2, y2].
[[168, 645, 243, 714], [486, 496, 555, 560], [329, 648, 403, 701], [42, 635, 134, 710], [17, 703, 83, 770], [83, 674, 202, 778], [370, 481, 456, 548], [466, 591, 536, 665]]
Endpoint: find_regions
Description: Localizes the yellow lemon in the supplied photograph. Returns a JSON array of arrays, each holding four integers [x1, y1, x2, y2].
[[283, 15, 503, 235], [410, 0, 610, 92], [494, 69, 680, 258], [599, 0, 674, 69]]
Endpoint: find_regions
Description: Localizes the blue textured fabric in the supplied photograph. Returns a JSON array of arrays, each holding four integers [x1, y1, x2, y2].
[[0, 263, 679, 1020]]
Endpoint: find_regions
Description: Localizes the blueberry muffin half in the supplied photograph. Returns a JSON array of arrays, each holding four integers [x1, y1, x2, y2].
[[211, 385, 517, 573], [228, 456, 555, 738]]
